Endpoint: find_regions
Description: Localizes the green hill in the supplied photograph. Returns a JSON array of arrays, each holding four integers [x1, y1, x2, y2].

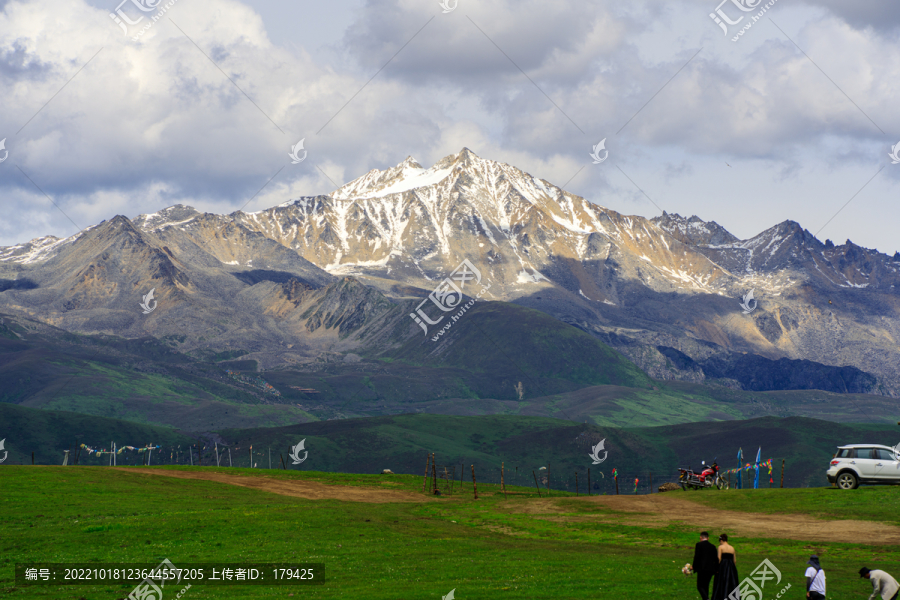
[[220, 413, 898, 489], [0, 403, 197, 466], [379, 301, 653, 393], [5, 402, 897, 488], [0, 314, 314, 429]]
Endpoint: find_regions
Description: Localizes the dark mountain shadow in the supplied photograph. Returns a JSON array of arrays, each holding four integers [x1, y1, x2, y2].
[[0, 279, 38, 292], [232, 270, 319, 287], [700, 354, 877, 394]]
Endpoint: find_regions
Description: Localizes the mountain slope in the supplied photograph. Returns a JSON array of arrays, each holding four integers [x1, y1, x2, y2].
[[0, 148, 898, 399], [0, 312, 316, 430], [132, 148, 900, 393], [379, 301, 652, 392], [0, 298, 892, 431]]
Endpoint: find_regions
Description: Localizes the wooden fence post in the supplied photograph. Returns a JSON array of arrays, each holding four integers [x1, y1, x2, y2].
[[423, 453, 431, 492], [532, 470, 542, 497], [280, 454, 286, 469], [432, 455, 437, 494], [471, 464, 478, 500], [781, 459, 785, 488], [459, 462, 464, 491]]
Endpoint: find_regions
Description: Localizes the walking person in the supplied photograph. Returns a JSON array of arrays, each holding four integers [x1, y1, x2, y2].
[[710, 534, 740, 600], [860, 567, 900, 600], [805, 555, 826, 599], [692, 531, 718, 600]]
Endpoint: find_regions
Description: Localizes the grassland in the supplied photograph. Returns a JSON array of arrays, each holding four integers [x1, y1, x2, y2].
[[685, 486, 900, 526], [2, 466, 899, 599]]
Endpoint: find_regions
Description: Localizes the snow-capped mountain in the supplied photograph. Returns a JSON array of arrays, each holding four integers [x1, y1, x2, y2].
[[1, 148, 899, 393], [132, 148, 745, 300]]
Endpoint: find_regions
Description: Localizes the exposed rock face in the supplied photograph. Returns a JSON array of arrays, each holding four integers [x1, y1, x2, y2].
[[0, 148, 896, 394]]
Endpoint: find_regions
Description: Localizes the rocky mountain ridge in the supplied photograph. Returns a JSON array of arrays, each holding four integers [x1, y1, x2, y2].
[[1, 148, 898, 395]]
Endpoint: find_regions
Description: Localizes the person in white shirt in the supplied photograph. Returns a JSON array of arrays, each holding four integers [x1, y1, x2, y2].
[[804, 555, 825, 600], [861, 567, 900, 600]]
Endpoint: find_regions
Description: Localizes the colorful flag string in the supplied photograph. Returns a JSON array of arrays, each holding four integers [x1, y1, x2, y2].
[[722, 458, 773, 476], [78, 443, 160, 456]]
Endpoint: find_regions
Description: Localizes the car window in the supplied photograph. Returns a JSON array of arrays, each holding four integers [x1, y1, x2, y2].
[[857, 448, 876, 460], [836, 448, 856, 458], [875, 449, 896, 461]]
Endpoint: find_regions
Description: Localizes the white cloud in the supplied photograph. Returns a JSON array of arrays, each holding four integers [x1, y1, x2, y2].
[[0, 0, 898, 255]]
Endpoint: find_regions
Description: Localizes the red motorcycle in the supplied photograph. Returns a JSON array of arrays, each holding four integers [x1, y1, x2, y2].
[[679, 459, 728, 490]]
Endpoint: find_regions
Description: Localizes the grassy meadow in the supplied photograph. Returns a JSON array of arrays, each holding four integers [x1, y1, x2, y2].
[[2, 465, 899, 599]]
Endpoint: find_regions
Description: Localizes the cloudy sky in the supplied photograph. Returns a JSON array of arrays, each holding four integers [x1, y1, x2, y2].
[[1, 0, 898, 253]]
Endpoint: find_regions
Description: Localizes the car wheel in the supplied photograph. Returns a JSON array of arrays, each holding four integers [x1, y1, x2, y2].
[[837, 472, 858, 490]]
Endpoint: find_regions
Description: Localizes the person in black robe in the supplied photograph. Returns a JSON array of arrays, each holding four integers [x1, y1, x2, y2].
[[693, 531, 719, 600], [711, 534, 740, 600]]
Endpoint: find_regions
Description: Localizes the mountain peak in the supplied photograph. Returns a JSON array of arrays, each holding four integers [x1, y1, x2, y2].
[[332, 153, 450, 200], [650, 211, 738, 246], [101, 215, 142, 236], [399, 156, 423, 169], [134, 205, 201, 232], [432, 147, 483, 171], [458, 147, 479, 160], [770, 220, 820, 246]]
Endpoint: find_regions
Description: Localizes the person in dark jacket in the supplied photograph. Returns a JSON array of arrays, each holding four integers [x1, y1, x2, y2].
[[693, 531, 719, 600]]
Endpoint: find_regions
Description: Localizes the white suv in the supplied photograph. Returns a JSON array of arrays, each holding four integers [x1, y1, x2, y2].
[[827, 444, 900, 489]]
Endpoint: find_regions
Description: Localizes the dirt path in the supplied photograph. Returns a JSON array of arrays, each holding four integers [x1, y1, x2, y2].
[[514, 494, 900, 545], [111, 468, 427, 503], [112, 469, 899, 544]]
